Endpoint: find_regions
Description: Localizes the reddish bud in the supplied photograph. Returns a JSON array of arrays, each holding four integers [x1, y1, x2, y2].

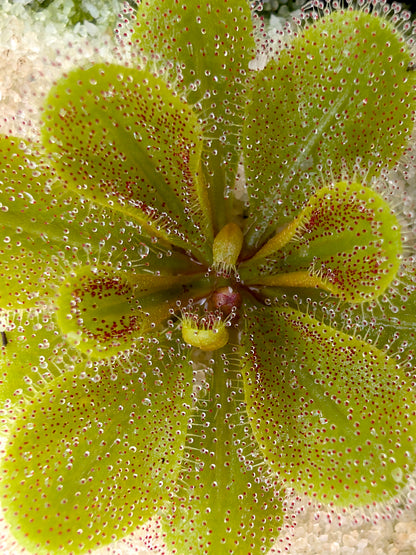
[[210, 286, 241, 317]]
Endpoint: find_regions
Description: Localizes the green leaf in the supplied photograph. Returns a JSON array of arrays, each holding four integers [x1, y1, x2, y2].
[[162, 345, 285, 554], [42, 64, 213, 263], [241, 181, 402, 302], [0, 135, 197, 312], [0, 338, 193, 554], [261, 261, 416, 365], [133, 0, 256, 232], [242, 302, 416, 507], [55, 264, 210, 358], [318, 261, 416, 370], [243, 9, 416, 250], [365, 263, 416, 355], [0, 312, 80, 417], [0, 136, 78, 310]]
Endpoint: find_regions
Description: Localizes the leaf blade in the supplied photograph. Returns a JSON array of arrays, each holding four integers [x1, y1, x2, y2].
[[242, 302, 416, 507], [0, 338, 193, 554], [0, 135, 199, 315], [42, 64, 213, 262], [162, 344, 285, 554], [133, 0, 256, 231], [241, 181, 402, 303], [243, 9, 416, 250], [55, 264, 210, 358]]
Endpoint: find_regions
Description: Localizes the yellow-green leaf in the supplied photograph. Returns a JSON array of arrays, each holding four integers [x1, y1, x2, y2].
[[133, 0, 256, 231], [55, 264, 209, 358], [241, 181, 402, 303], [0, 339, 193, 554], [42, 64, 213, 262], [163, 345, 285, 554], [242, 302, 416, 507], [243, 9, 416, 249]]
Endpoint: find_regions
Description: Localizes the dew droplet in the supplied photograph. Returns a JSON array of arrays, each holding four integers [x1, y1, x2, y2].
[[391, 467, 403, 483]]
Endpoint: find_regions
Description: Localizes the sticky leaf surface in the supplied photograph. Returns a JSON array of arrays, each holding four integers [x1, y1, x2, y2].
[[243, 10, 416, 249], [42, 64, 212, 262], [0, 341, 193, 554], [133, 0, 256, 231], [163, 347, 284, 554], [242, 182, 402, 302], [242, 303, 416, 506], [55, 264, 207, 358]]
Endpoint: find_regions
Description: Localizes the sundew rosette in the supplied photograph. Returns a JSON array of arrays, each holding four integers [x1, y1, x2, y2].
[[0, 1, 416, 554]]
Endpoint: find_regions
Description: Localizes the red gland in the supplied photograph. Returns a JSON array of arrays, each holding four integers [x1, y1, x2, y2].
[[210, 286, 241, 317]]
